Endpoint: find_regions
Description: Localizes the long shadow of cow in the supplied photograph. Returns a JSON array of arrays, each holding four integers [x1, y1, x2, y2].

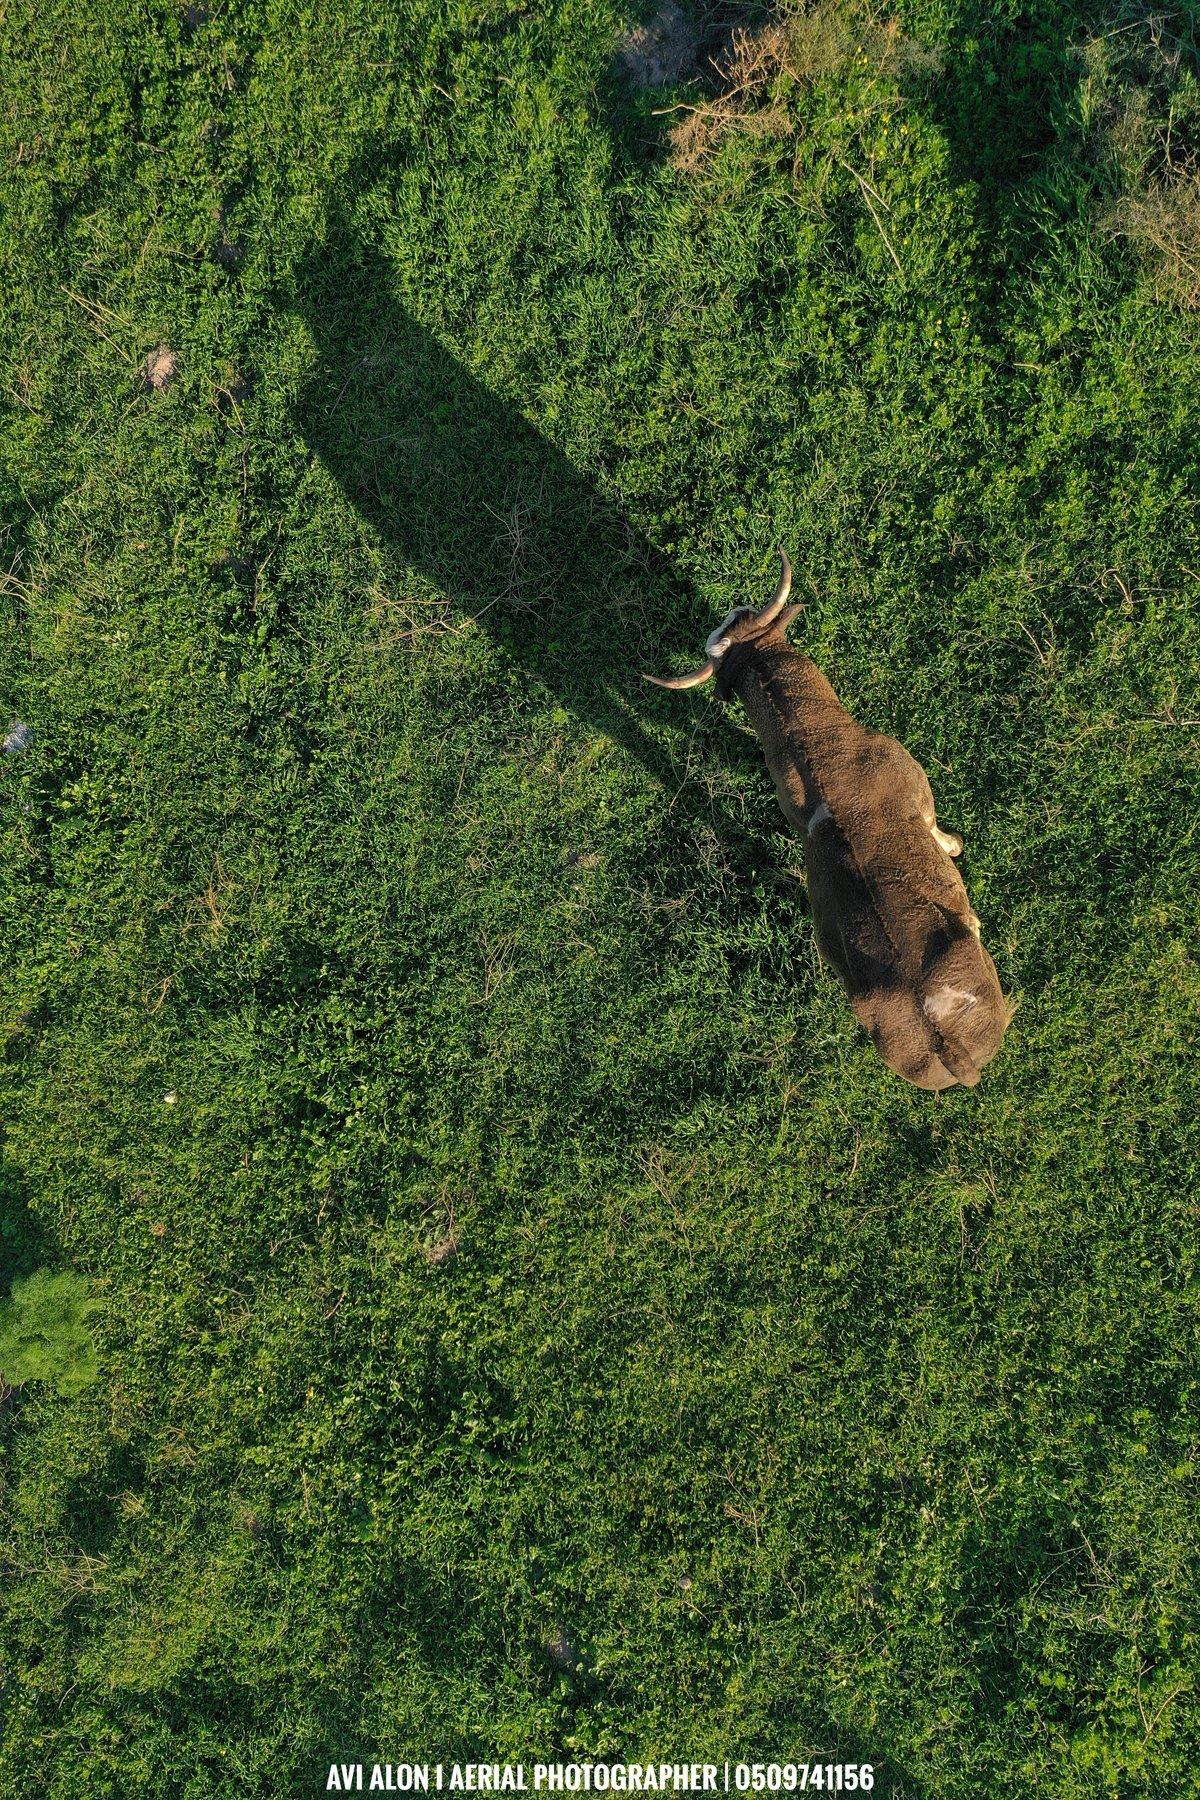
[[288, 202, 709, 798]]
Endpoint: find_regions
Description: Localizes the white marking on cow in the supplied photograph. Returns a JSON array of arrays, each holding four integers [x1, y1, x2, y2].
[[705, 608, 754, 657], [807, 801, 833, 835], [925, 984, 978, 1025]]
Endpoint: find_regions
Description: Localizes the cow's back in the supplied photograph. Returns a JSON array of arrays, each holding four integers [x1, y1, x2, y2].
[[804, 733, 1008, 1088]]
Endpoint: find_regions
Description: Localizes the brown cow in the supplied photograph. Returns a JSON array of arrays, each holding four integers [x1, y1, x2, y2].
[[647, 552, 1012, 1089]]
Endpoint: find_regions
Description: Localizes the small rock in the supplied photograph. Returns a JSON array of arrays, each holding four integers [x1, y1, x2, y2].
[[3, 720, 31, 753], [163, 1090, 178, 1105], [141, 345, 177, 391]]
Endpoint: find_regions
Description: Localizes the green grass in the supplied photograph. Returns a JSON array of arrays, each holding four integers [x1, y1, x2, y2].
[[1, 0, 1199, 1794]]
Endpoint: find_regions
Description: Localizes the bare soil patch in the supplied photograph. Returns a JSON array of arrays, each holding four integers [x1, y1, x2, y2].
[[616, 1, 701, 88], [544, 1625, 577, 1668], [418, 1193, 460, 1264]]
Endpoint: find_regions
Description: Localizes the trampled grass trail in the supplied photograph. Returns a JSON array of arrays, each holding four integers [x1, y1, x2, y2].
[[1, 2, 1198, 1794]]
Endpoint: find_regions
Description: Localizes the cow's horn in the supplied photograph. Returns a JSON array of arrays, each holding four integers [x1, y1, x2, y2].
[[755, 548, 793, 628], [644, 659, 717, 690]]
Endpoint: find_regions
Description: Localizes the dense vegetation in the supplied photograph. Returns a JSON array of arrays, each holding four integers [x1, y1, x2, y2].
[[2, 1, 1198, 1793]]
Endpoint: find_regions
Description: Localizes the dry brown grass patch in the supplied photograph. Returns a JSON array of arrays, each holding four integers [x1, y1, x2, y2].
[[1103, 179, 1200, 303], [1082, 6, 1200, 304], [662, 1, 939, 175]]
